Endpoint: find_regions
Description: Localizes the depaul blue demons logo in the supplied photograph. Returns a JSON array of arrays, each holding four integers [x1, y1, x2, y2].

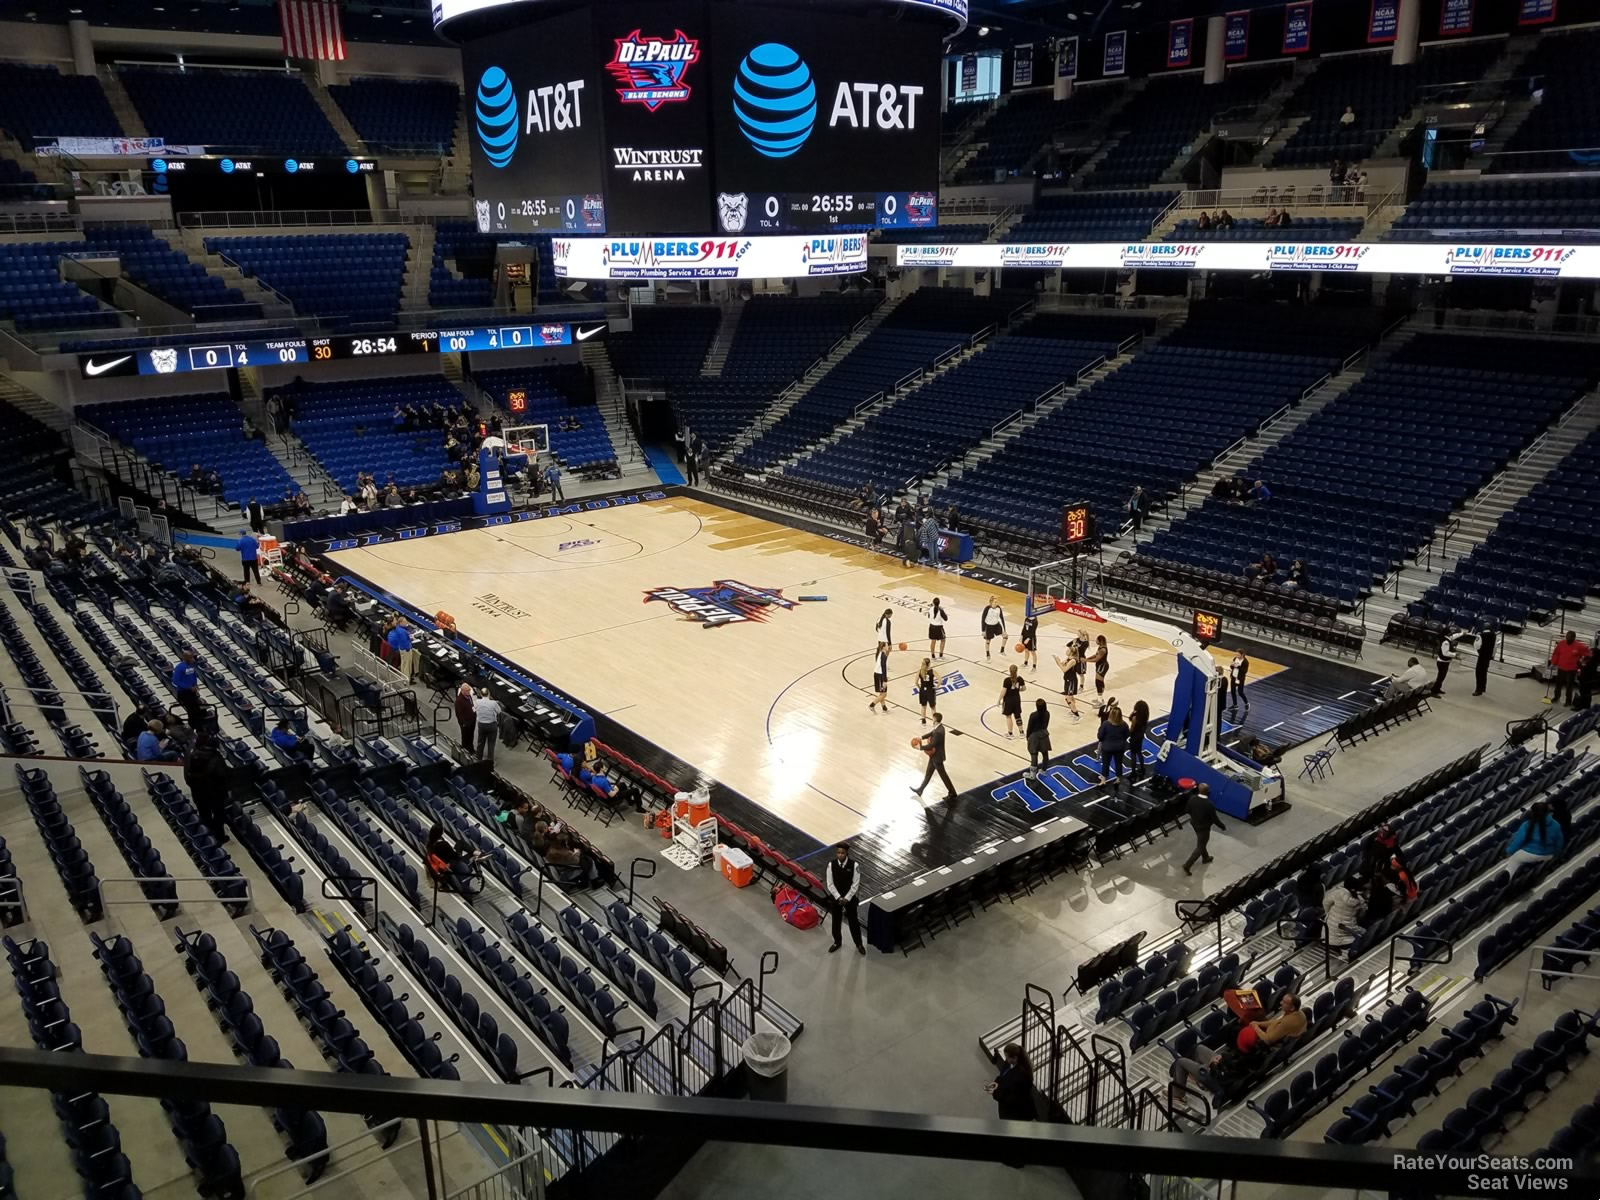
[[801, 236, 866, 276], [1446, 245, 1577, 277], [644, 580, 797, 627], [1268, 243, 1370, 272], [607, 30, 700, 110], [1122, 243, 1202, 269], [906, 193, 937, 226], [475, 66, 518, 168]]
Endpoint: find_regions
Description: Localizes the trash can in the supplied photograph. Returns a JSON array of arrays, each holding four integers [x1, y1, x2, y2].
[[742, 1031, 791, 1101]]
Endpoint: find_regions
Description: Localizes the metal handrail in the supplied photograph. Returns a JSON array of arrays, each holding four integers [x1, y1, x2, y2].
[[97, 874, 251, 912]]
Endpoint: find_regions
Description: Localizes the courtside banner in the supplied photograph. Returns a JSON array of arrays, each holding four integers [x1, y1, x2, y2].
[[1167, 19, 1194, 68], [1103, 29, 1127, 76], [1013, 43, 1034, 88], [1440, 0, 1474, 34], [1368, 0, 1399, 43], [896, 241, 1600, 278], [1282, 1, 1313, 53], [1057, 36, 1079, 80], [1518, 0, 1556, 24], [1224, 10, 1250, 60], [555, 234, 869, 279]]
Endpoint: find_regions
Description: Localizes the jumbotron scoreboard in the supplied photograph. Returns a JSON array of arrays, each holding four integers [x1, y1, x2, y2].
[[437, 0, 959, 237]]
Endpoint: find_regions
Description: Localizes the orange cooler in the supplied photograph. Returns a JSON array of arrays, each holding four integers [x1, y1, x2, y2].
[[719, 847, 754, 887]]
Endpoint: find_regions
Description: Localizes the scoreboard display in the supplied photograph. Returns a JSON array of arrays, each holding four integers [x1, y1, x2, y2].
[[460, 0, 942, 236], [1192, 610, 1223, 645], [1062, 504, 1095, 545]]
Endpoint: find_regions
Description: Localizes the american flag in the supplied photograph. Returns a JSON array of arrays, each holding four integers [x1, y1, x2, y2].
[[279, 0, 346, 61]]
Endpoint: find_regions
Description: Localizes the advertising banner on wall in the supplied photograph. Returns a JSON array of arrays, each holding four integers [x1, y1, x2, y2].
[[556, 233, 869, 278], [1103, 29, 1127, 76]]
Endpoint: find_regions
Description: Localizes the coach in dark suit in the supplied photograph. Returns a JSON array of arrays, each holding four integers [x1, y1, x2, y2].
[[912, 711, 957, 802], [246, 497, 266, 535], [1182, 783, 1225, 875]]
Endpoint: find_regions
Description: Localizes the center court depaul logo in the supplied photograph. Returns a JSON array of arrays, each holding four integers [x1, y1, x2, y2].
[[644, 579, 796, 627]]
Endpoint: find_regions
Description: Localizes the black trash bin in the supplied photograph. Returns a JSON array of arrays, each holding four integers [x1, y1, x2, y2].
[[743, 1031, 791, 1101]]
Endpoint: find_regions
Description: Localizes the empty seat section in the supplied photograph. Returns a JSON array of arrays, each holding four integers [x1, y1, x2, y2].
[[202, 233, 410, 326], [119, 65, 345, 155], [327, 77, 459, 155], [81, 225, 259, 321], [0, 61, 121, 149], [278, 374, 471, 492], [0, 241, 119, 333], [1390, 175, 1600, 243], [1491, 29, 1600, 175], [1008, 191, 1177, 244], [954, 85, 1124, 184]]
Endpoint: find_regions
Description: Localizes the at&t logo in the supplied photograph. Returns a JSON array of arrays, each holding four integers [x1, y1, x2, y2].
[[732, 42, 923, 160], [475, 66, 518, 168]]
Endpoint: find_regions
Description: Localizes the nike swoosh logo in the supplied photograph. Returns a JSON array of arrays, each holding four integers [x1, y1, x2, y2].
[[575, 325, 604, 341], [84, 356, 132, 376]]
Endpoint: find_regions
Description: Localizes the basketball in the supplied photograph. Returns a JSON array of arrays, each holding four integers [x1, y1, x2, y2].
[[1015, 642, 1026, 653], [898, 641, 908, 651], [909, 736, 922, 749]]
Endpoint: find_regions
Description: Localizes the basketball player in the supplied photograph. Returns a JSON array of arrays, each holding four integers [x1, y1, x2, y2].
[[927, 597, 949, 659], [981, 596, 1007, 660], [1085, 634, 1110, 704], [875, 608, 894, 648], [1019, 610, 1039, 672], [916, 657, 938, 725], [912, 711, 957, 803], [1000, 664, 1026, 738], [870, 642, 890, 713], [1052, 646, 1084, 722], [1228, 647, 1251, 715]]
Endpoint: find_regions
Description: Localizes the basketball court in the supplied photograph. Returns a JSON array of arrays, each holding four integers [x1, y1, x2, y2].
[[327, 495, 1288, 849]]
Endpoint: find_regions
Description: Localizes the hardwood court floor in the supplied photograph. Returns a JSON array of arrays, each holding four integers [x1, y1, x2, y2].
[[328, 497, 1284, 847]]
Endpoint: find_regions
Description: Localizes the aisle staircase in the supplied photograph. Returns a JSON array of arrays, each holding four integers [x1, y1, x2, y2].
[[583, 341, 650, 476], [97, 68, 149, 139], [699, 302, 743, 377], [716, 293, 907, 464], [0, 374, 71, 436], [306, 74, 364, 156]]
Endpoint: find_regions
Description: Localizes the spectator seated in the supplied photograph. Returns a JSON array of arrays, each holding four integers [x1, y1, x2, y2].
[[1272, 41, 1503, 167], [1388, 175, 1600, 243], [81, 225, 259, 322], [474, 364, 619, 474], [203, 233, 410, 326], [1008, 190, 1178, 243], [0, 61, 121, 149], [0, 241, 119, 333], [77, 393, 293, 508], [1145, 334, 1598, 608], [280, 375, 468, 492], [119, 65, 345, 155], [1409, 429, 1600, 635], [327, 77, 459, 155]]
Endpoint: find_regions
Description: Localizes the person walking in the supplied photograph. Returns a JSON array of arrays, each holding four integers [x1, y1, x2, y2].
[[246, 497, 266, 535], [184, 730, 232, 842], [980, 596, 1007, 660], [544, 461, 565, 502], [918, 508, 941, 567], [1227, 648, 1250, 716], [1472, 623, 1497, 697], [1182, 783, 1225, 875], [1548, 631, 1591, 707], [236, 530, 261, 585], [387, 621, 417, 682], [1097, 702, 1129, 788], [911, 711, 957, 803], [825, 844, 866, 955], [870, 641, 890, 714], [473, 687, 503, 762], [1126, 699, 1150, 783], [1126, 486, 1148, 532], [1025, 698, 1051, 778], [171, 650, 205, 730], [454, 679, 477, 753]]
